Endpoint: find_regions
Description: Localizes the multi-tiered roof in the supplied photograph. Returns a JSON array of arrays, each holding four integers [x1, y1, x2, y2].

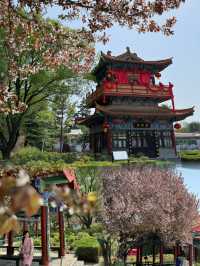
[[79, 48, 194, 125], [93, 47, 172, 77]]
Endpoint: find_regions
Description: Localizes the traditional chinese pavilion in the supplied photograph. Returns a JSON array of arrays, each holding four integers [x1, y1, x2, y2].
[[78, 48, 194, 158]]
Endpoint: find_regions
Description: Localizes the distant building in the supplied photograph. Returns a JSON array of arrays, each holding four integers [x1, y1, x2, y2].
[[66, 129, 83, 152], [53, 128, 89, 153], [175, 132, 200, 151]]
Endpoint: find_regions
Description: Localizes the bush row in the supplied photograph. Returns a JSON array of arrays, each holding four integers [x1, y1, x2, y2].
[[26, 232, 100, 263], [74, 233, 99, 263], [66, 225, 103, 263], [12, 146, 170, 166], [179, 150, 200, 161], [12, 147, 78, 164]]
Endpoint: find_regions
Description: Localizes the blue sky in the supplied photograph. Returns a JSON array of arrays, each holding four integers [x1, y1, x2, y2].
[[177, 164, 200, 198], [47, 0, 200, 123]]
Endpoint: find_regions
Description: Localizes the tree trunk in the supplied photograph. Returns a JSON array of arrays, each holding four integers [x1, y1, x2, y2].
[[59, 102, 64, 153], [1, 148, 12, 160], [99, 238, 112, 266], [0, 120, 20, 160]]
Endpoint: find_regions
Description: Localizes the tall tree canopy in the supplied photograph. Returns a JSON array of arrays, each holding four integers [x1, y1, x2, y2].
[[0, 0, 187, 111], [0, 8, 94, 110], [2, 1, 185, 37], [178, 122, 200, 133]]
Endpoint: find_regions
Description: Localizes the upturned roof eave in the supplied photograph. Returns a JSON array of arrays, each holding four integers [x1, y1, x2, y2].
[[95, 104, 194, 121], [92, 52, 173, 76], [76, 107, 194, 126]]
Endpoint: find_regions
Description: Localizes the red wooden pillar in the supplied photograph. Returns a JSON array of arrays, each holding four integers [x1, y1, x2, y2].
[[169, 85, 175, 112], [136, 247, 140, 264], [41, 206, 50, 266], [174, 245, 178, 262], [35, 220, 39, 237], [171, 130, 177, 155], [139, 246, 143, 264], [194, 247, 198, 262], [193, 247, 196, 262], [107, 128, 112, 154], [152, 244, 156, 265], [7, 231, 14, 255], [189, 244, 193, 266], [160, 245, 164, 265], [58, 209, 65, 257]]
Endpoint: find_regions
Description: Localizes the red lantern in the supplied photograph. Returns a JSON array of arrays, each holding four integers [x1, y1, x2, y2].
[[102, 121, 109, 133], [107, 72, 112, 79], [174, 123, 181, 130], [155, 72, 161, 78]]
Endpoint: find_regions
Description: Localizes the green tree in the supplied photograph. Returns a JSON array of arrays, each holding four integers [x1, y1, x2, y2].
[[52, 91, 76, 152], [0, 15, 93, 159], [187, 122, 200, 132], [24, 107, 55, 151], [179, 122, 200, 133], [75, 166, 100, 228], [0, 64, 75, 159]]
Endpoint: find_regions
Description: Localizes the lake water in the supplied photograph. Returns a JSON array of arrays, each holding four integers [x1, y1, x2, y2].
[[176, 162, 200, 198]]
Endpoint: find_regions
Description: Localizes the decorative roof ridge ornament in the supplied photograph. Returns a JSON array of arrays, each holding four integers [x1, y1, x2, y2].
[[93, 49, 173, 75], [126, 46, 131, 54]]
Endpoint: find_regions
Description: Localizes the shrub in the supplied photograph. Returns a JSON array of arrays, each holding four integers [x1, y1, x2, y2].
[[75, 235, 99, 263], [76, 232, 90, 239], [179, 150, 200, 161], [33, 237, 41, 246], [88, 223, 104, 236], [94, 153, 112, 161], [12, 146, 77, 165], [78, 154, 95, 162], [51, 232, 59, 246], [66, 232, 77, 250]]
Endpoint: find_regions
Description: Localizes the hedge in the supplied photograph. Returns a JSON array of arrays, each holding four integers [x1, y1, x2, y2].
[[179, 150, 200, 161], [75, 235, 99, 263], [12, 146, 77, 164]]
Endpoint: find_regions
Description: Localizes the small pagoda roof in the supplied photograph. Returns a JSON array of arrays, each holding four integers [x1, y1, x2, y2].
[[93, 47, 173, 76], [77, 104, 194, 125]]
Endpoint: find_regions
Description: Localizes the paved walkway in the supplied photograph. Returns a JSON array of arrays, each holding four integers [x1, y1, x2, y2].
[[0, 253, 99, 266]]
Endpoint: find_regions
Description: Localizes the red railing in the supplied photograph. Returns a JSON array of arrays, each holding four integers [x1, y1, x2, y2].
[[87, 82, 173, 106]]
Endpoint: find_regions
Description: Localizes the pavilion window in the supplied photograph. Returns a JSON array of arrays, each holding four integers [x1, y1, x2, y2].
[[158, 132, 163, 147], [158, 131, 172, 148], [131, 136, 137, 147], [142, 135, 147, 147], [112, 132, 127, 149]]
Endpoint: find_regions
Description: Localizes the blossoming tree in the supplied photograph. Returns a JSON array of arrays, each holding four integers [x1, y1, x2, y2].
[[0, 14, 94, 158], [101, 166, 199, 262]]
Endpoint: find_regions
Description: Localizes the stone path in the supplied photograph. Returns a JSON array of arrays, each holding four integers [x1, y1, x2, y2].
[[0, 261, 39, 266], [48, 253, 85, 266], [0, 253, 99, 266]]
